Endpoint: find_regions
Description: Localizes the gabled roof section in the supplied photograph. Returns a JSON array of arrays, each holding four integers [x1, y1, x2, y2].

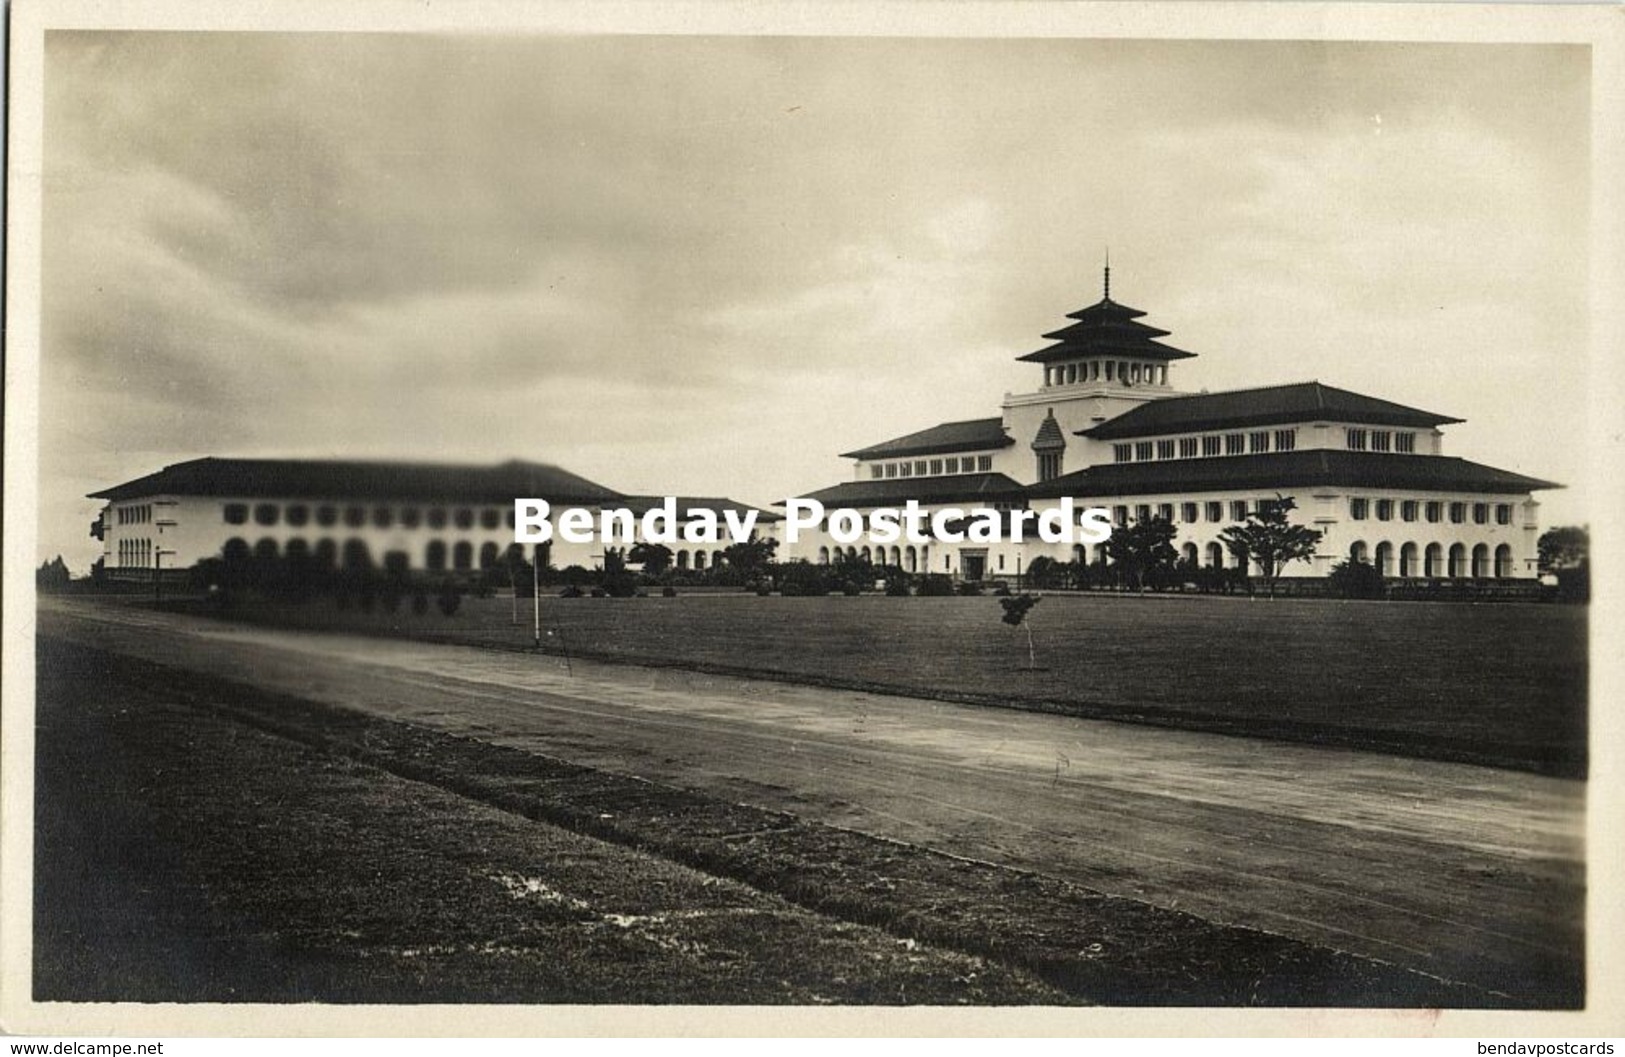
[[790, 473, 1027, 509], [89, 457, 626, 505], [1079, 382, 1465, 440], [840, 417, 1014, 461], [1025, 450, 1560, 500], [1031, 411, 1066, 452]]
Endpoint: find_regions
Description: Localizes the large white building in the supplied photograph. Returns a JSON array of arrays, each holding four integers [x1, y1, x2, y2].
[[785, 271, 1558, 583], [90, 457, 773, 582]]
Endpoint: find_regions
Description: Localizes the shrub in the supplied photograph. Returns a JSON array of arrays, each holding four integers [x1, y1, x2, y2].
[[991, 581, 1012, 597], [589, 587, 608, 598], [1327, 558, 1386, 600], [917, 575, 955, 597], [411, 591, 429, 615], [781, 581, 804, 597], [436, 580, 462, 617], [662, 586, 678, 597], [559, 585, 584, 599], [884, 576, 912, 597], [956, 581, 984, 596]]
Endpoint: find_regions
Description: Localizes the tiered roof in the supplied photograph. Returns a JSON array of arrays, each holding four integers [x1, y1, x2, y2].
[[1016, 270, 1195, 365]]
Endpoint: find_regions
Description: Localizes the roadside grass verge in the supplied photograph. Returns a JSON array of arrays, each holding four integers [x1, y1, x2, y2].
[[161, 592, 1588, 777], [34, 637, 1067, 1005], [38, 637, 1544, 1007]]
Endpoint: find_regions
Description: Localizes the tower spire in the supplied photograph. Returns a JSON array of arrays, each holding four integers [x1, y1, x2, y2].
[[1103, 248, 1111, 301]]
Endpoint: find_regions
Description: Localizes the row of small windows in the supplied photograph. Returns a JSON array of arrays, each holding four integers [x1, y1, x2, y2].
[[117, 504, 154, 525], [1346, 429, 1417, 453], [869, 454, 996, 481], [1349, 499, 1513, 526], [1110, 499, 1281, 526], [115, 538, 153, 568], [1350, 541, 1517, 579], [1043, 359, 1170, 389], [224, 502, 515, 531], [1112, 429, 1298, 464]]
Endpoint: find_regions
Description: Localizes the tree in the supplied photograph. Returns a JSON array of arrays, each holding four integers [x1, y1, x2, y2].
[[1103, 515, 1179, 592], [1538, 526, 1589, 603], [1537, 526, 1588, 573], [999, 593, 1042, 669], [723, 535, 779, 578], [36, 556, 71, 592], [628, 542, 674, 575], [1218, 496, 1323, 598]]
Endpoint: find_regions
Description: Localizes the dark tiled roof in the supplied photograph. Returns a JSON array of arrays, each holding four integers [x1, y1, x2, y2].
[[790, 473, 1028, 508], [1025, 450, 1561, 500], [624, 496, 784, 523], [840, 417, 1014, 460], [1080, 381, 1463, 439], [1017, 295, 1196, 364], [89, 457, 626, 505]]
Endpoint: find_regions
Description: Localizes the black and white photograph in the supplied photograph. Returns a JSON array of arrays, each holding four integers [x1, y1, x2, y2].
[[3, 0, 1621, 1039]]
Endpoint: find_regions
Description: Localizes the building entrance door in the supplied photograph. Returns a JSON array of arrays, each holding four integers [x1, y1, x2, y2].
[[960, 550, 987, 582]]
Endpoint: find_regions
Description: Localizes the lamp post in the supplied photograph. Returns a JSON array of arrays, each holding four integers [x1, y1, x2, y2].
[[532, 543, 542, 649]]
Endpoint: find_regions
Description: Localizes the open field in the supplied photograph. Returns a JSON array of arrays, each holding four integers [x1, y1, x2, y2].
[[34, 636, 1520, 1005], [36, 597, 1587, 1004], [174, 590, 1587, 775]]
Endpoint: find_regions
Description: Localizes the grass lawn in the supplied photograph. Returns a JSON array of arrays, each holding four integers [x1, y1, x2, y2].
[[178, 591, 1587, 775]]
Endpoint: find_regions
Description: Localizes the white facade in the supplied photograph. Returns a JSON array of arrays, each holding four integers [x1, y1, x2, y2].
[[784, 281, 1554, 582]]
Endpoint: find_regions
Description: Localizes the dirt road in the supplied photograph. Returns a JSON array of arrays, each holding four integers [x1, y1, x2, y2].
[[35, 597, 1585, 1000]]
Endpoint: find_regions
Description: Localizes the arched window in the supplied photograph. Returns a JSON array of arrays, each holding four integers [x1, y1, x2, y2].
[[1495, 544, 1514, 578], [694, 550, 707, 570], [1424, 543, 1443, 578], [1399, 542, 1418, 578], [677, 550, 690, 570], [223, 538, 250, 565], [452, 541, 473, 570], [254, 503, 279, 527], [479, 542, 500, 569], [1181, 542, 1198, 566], [860, 546, 871, 562], [1206, 542, 1224, 568], [425, 540, 447, 571], [907, 546, 919, 572], [1349, 541, 1368, 564], [1448, 543, 1466, 579], [1471, 543, 1490, 578], [284, 538, 311, 563], [342, 539, 372, 570], [254, 538, 279, 562], [313, 539, 338, 568], [1374, 542, 1393, 577], [890, 546, 902, 567], [817, 547, 829, 565]]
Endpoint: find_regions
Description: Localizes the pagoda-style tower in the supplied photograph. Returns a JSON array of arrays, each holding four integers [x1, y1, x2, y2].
[[1016, 265, 1196, 392], [999, 267, 1195, 481]]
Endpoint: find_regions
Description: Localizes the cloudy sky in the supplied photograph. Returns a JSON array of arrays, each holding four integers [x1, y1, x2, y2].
[[38, 31, 1591, 568]]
